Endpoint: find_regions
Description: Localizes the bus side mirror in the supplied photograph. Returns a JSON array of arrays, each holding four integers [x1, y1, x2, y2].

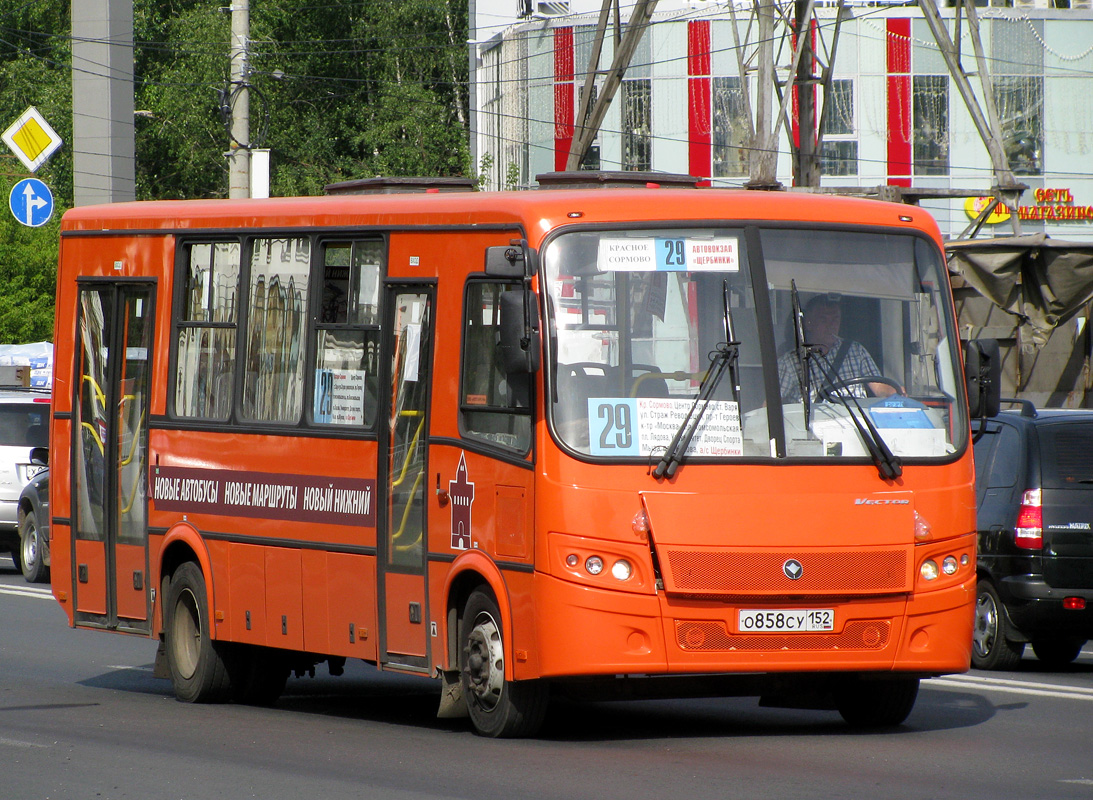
[[964, 339, 1001, 419], [498, 289, 541, 375], [485, 243, 534, 278]]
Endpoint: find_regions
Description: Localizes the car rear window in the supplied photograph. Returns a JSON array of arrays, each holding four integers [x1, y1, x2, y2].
[[1040, 423, 1093, 488], [0, 405, 48, 448]]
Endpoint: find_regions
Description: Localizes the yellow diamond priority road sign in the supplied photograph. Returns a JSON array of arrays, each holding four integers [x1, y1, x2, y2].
[[2, 107, 63, 173]]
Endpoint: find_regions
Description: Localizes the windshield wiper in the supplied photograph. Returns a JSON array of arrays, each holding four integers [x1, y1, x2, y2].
[[810, 353, 903, 481], [654, 281, 740, 480], [789, 281, 813, 428]]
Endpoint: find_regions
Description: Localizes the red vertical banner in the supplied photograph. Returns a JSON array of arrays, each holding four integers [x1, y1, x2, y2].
[[554, 27, 575, 172], [790, 21, 817, 175], [887, 18, 912, 188], [688, 20, 712, 178]]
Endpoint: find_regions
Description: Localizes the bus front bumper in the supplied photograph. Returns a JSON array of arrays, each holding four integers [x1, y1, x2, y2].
[[531, 572, 973, 679]]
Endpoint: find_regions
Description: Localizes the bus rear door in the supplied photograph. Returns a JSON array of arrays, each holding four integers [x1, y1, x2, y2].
[[378, 285, 434, 669], [71, 280, 155, 634]]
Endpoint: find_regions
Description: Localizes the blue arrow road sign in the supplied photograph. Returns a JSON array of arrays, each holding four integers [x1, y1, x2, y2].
[[9, 177, 54, 227]]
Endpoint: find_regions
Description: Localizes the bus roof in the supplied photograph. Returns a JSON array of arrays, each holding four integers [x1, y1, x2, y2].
[[60, 188, 941, 244]]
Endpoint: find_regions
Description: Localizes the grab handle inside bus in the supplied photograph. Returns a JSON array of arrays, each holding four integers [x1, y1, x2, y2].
[[964, 338, 1001, 420]]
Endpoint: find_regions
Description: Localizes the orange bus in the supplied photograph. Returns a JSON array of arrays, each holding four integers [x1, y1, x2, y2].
[[50, 177, 993, 737]]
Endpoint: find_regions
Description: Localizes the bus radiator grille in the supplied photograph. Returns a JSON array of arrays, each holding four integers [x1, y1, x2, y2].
[[674, 620, 891, 652], [663, 550, 908, 594]]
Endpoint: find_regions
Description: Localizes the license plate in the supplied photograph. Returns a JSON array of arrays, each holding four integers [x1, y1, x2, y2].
[[738, 609, 835, 633]]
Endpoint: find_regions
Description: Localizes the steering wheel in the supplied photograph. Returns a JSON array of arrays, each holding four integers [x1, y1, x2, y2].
[[820, 375, 903, 400]]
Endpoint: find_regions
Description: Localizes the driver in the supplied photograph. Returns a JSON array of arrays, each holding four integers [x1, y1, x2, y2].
[[778, 293, 896, 402]]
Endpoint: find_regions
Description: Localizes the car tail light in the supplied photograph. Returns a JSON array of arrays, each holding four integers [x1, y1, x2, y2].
[[1015, 489, 1043, 550], [1063, 597, 1086, 611]]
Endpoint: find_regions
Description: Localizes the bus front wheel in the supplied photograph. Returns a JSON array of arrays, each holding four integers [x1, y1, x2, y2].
[[834, 676, 919, 728], [460, 589, 548, 738], [165, 561, 234, 703]]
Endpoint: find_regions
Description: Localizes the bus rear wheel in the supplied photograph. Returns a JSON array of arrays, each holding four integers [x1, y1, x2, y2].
[[460, 589, 548, 738], [230, 646, 290, 705], [165, 561, 234, 703], [834, 677, 919, 728]]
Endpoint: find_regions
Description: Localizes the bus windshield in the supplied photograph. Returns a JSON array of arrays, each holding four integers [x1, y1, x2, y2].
[[542, 225, 966, 463]]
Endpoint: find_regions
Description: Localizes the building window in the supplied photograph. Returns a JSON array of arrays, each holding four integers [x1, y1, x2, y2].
[[820, 78, 858, 176], [622, 78, 651, 171], [577, 83, 601, 170], [913, 75, 949, 175], [712, 76, 749, 178], [994, 76, 1043, 176]]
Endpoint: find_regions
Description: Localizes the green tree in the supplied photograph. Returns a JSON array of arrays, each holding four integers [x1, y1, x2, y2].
[[0, 4, 70, 342], [131, 0, 471, 198], [0, 1, 472, 342], [0, 214, 58, 343]]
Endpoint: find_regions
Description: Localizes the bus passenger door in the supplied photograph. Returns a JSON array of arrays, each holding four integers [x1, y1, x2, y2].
[[378, 286, 433, 670], [71, 282, 154, 634]]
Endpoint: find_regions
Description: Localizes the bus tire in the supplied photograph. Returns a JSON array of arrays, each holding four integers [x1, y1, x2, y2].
[[19, 510, 49, 584], [972, 579, 1025, 671], [460, 589, 548, 738], [834, 677, 919, 728], [230, 646, 289, 706], [165, 561, 234, 703]]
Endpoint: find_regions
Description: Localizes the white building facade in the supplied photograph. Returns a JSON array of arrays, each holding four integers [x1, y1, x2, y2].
[[470, 0, 1093, 242]]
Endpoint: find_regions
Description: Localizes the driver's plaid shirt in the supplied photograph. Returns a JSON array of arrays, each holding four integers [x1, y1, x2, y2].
[[777, 335, 881, 402]]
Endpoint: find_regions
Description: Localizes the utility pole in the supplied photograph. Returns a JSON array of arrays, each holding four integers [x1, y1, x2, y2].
[[793, 0, 819, 188], [227, 0, 250, 199], [71, 0, 136, 206], [748, 0, 779, 188]]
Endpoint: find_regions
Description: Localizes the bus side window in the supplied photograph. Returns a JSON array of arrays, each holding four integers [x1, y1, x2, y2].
[[174, 241, 240, 420], [311, 239, 384, 428], [459, 280, 533, 453], [241, 237, 312, 423]]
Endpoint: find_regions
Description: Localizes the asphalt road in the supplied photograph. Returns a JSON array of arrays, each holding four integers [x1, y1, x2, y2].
[[3, 559, 1092, 800]]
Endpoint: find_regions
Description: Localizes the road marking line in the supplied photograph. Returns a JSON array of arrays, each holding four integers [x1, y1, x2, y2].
[[0, 737, 49, 749], [929, 677, 1093, 703], [936, 673, 1093, 695], [0, 585, 54, 600]]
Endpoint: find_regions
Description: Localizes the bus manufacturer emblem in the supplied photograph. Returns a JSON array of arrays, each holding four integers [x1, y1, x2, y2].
[[783, 559, 803, 580]]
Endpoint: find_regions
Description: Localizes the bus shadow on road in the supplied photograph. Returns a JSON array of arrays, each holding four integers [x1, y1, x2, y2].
[[77, 658, 1028, 740], [263, 661, 1004, 740]]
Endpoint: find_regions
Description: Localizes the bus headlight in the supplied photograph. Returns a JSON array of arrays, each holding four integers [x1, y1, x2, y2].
[[920, 560, 939, 581], [585, 556, 604, 575], [942, 556, 959, 576], [611, 559, 632, 581]]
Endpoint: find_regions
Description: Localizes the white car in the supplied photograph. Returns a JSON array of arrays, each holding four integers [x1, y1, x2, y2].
[[0, 389, 50, 571]]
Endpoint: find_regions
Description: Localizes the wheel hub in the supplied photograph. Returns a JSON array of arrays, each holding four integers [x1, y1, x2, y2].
[[464, 613, 504, 710]]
